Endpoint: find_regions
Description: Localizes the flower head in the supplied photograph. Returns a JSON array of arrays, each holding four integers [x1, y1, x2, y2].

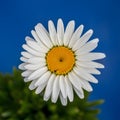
[[19, 19, 105, 106]]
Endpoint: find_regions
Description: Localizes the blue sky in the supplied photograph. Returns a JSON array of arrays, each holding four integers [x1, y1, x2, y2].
[[0, 0, 119, 119]]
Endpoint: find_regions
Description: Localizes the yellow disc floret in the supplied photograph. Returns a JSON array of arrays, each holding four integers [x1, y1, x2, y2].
[[46, 46, 75, 75]]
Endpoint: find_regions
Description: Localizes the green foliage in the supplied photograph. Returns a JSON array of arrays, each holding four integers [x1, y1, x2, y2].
[[0, 68, 104, 120]]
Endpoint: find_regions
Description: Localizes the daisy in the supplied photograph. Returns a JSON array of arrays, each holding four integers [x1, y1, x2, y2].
[[19, 19, 105, 106]]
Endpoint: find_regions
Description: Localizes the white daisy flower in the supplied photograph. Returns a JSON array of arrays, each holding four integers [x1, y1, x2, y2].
[[19, 19, 106, 106]]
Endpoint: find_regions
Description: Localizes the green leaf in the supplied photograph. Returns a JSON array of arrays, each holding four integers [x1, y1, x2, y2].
[[0, 68, 104, 120]]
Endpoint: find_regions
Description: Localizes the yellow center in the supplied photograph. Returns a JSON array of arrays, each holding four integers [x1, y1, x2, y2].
[[46, 46, 75, 75]]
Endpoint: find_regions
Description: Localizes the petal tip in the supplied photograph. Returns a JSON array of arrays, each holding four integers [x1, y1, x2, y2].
[[81, 95, 84, 99], [48, 20, 53, 24], [95, 38, 99, 43], [70, 20, 75, 24], [89, 29, 93, 34], [51, 99, 57, 103], [35, 90, 39, 94], [31, 30, 34, 33], [80, 24, 84, 29], [94, 80, 99, 84], [58, 18, 63, 23], [103, 53, 106, 58], [29, 85, 34, 90], [18, 64, 23, 70], [22, 44, 26, 49]]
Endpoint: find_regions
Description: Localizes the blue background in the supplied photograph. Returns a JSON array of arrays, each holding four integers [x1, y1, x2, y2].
[[0, 0, 119, 119]]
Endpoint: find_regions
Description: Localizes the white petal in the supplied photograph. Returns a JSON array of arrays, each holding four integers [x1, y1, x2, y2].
[[81, 67, 101, 75], [18, 63, 27, 70], [68, 72, 82, 90], [35, 71, 51, 87], [80, 79, 93, 92], [57, 19, 64, 45], [29, 79, 38, 90], [44, 74, 56, 101], [27, 57, 45, 64], [21, 70, 32, 77], [35, 23, 53, 48], [24, 63, 45, 70], [24, 78, 29, 82], [36, 23, 49, 36], [64, 76, 74, 102], [72, 29, 93, 51], [72, 71, 93, 92], [31, 30, 41, 43], [31, 30, 49, 51], [37, 23, 49, 35], [68, 72, 84, 98], [25, 36, 34, 42], [74, 87, 84, 99], [63, 20, 75, 46], [21, 52, 33, 58], [22, 44, 45, 57], [51, 76, 60, 103], [25, 36, 48, 53], [76, 53, 106, 61], [76, 62, 101, 74], [59, 76, 67, 98], [73, 67, 98, 83], [75, 38, 99, 55], [60, 93, 67, 106], [69, 25, 84, 48], [20, 57, 28, 62], [76, 61, 105, 68], [48, 20, 57, 45], [28, 67, 48, 80], [35, 83, 46, 94]]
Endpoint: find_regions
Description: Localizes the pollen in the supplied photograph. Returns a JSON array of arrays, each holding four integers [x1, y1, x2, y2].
[[46, 46, 75, 75]]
